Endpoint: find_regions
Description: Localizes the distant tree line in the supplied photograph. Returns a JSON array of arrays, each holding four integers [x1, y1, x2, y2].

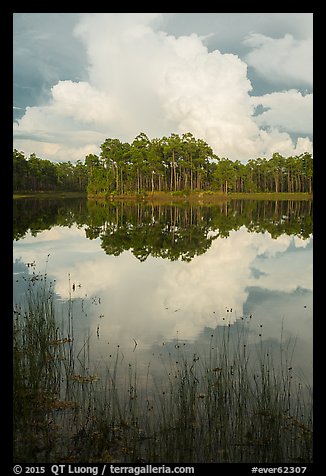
[[13, 150, 88, 192], [13, 132, 313, 194]]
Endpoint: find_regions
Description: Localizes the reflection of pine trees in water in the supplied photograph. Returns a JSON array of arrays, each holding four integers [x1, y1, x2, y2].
[[13, 198, 313, 260], [13, 197, 90, 240], [230, 199, 312, 239], [99, 204, 217, 262]]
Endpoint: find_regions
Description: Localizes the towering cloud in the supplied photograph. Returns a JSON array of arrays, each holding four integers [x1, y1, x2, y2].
[[13, 13, 313, 162]]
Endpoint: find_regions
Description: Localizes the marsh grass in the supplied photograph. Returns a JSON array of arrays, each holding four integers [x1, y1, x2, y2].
[[13, 273, 312, 463]]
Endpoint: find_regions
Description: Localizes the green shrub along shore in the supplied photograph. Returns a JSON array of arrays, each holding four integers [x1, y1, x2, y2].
[[13, 190, 312, 204], [86, 191, 313, 203], [13, 272, 313, 463]]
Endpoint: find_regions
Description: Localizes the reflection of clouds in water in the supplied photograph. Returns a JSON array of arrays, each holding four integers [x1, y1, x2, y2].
[[293, 236, 312, 248], [244, 286, 312, 381], [13, 225, 313, 354], [157, 228, 312, 339], [248, 236, 312, 293], [13, 226, 95, 279]]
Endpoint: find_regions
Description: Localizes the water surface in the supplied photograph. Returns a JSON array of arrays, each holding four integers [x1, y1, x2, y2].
[[13, 198, 313, 384]]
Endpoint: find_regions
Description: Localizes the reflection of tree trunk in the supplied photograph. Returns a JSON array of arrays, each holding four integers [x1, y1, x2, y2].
[[115, 204, 119, 226], [308, 200, 312, 215], [171, 207, 176, 244], [121, 201, 124, 227], [137, 203, 141, 225], [262, 201, 266, 221], [151, 204, 154, 224], [273, 200, 279, 220], [295, 200, 300, 218]]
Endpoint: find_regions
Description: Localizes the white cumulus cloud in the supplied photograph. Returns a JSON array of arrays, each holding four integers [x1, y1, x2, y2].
[[13, 13, 313, 163], [252, 89, 313, 135], [244, 33, 313, 86]]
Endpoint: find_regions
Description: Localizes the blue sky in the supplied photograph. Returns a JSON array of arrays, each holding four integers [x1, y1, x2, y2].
[[13, 13, 313, 163]]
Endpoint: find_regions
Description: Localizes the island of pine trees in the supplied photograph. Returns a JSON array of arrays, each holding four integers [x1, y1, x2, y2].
[[13, 132, 313, 196]]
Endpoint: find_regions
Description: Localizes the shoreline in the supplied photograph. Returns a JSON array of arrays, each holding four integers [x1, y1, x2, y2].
[[13, 191, 87, 199], [13, 190, 313, 202]]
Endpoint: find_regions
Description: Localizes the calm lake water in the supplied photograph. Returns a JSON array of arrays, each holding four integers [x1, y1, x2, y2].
[[13, 197, 313, 386]]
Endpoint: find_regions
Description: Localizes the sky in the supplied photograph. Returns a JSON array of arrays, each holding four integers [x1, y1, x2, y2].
[[13, 13, 313, 163]]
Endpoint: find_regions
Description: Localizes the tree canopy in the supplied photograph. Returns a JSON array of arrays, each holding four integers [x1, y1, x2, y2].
[[13, 132, 313, 195]]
